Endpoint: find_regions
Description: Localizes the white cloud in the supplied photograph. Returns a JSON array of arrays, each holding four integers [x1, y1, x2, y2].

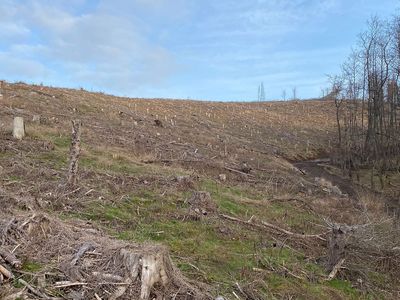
[[0, 52, 51, 79], [0, 0, 180, 93]]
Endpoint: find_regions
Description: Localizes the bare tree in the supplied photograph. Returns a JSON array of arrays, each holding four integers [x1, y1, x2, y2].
[[282, 89, 287, 101], [332, 15, 400, 190], [292, 87, 297, 100]]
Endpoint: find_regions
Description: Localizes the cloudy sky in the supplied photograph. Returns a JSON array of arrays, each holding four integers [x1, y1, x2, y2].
[[0, 0, 398, 101]]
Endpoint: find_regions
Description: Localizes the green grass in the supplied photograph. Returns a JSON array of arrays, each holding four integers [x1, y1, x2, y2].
[[34, 140, 362, 299], [6, 175, 22, 181], [21, 261, 43, 272], [80, 155, 145, 174], [65, 183, 360, 299], [326, 279, 359, 298]]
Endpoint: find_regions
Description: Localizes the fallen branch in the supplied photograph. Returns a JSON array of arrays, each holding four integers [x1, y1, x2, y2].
[[110, 278, 132, 300], [326, 258, 345, 280], [224, 167, 255, 177], [141, 159, 202, 164], [53, 281, 88, 288], [94, 293, 103, 300], [0, 264, 13, 279], [3, 291, 25, 300], [0, 249, 22, 268], [18, 278, 51, 299], [260, 220, 326, 241], [71, 242, 95, 266], [92, 271, 124, 281], [220, 214, 326, 241]]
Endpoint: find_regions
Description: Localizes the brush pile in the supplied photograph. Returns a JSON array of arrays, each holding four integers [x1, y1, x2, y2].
[[0, 212, 210, 300]]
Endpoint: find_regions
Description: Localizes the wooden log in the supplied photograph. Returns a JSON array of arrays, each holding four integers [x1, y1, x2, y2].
[[0, 248, 22, 268], [0, 264, 13, 279], [326, 258, 345, 280]]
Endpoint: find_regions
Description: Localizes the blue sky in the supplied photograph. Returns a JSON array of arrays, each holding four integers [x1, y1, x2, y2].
[[0, 0, 398, 101]]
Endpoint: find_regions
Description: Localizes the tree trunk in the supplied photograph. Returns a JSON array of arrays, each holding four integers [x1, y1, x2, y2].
[[327, 227, 346, 273], [67, 120, 82, 186]]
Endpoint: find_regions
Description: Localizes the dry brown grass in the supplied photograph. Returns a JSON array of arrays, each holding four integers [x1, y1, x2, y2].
[[1, 81, 399, 299]]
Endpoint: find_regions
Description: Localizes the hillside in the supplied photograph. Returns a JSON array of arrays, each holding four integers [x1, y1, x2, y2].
[[0, 82, 399, 299]]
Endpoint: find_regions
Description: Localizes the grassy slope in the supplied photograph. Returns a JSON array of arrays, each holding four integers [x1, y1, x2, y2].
[[0, 82, 393, 299]]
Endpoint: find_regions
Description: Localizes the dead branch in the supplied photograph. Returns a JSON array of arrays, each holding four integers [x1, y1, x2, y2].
[[53, 281, 88, 288], [2, 291, 25, 300], [92, 272, 124, 281], [220, 214, 326, 241], [71, 242, 95, 266], [260, 220, 326, 241], [18, 278, 51, 299], [0, 248, 22, 268], [224, 167, 255, 177], [110, 278, 132, 300], [94, 293, 103, 300], [0, 264, 13, 279], [326, 258, 345, 280]]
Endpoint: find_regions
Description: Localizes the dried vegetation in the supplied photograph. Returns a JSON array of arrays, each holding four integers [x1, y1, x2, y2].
[[0, 82, 399, 299]]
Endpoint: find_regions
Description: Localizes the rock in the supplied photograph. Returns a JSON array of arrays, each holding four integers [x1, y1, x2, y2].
[[13, 117, 25, 140], [218, 174, 227, 181]]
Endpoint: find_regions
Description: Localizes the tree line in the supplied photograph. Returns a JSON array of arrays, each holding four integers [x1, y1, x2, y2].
[[331, 15, 400, 190]]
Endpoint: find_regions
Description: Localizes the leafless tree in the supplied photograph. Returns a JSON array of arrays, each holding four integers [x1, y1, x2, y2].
[[292, 87, 297, 100], [332, 15, 400, 190]]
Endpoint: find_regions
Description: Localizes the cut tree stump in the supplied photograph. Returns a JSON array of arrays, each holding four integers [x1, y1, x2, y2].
[[12, 117, 25, 140], [67, 120, 82, 186], [326, 226, 346, 272]]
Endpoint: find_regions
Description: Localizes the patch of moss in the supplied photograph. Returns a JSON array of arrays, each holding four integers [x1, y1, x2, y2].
[[52, 135, 71, 148], [22, 261, 42, 272], [326, 279, 359, 298]]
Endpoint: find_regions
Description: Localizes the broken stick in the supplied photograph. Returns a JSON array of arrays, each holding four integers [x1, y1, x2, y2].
[[0, 248, 22, 268], [220, 214, 326, 241], [0, 264, 13, 279], [71, 242, 95, 266], [326, 258, 345, 280]]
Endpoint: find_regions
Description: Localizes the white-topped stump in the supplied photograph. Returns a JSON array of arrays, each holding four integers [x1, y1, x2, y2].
[[13, 117, 25, 140]]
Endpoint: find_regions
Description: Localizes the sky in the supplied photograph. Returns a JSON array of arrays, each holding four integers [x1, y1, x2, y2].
[[0, 0, 399, 101]]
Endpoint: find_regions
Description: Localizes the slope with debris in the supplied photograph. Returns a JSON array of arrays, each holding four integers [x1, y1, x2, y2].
[[0, 82, 399, 299]]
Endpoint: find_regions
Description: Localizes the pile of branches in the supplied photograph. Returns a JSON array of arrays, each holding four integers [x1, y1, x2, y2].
[[0, 213, 211, 300]]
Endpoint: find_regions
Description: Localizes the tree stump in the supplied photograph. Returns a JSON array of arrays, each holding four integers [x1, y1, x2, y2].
[[12, 117, 25, 140], [67, 120, 82, 186], [326, 226, 346, 272], [187, 191, 216, 219]]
